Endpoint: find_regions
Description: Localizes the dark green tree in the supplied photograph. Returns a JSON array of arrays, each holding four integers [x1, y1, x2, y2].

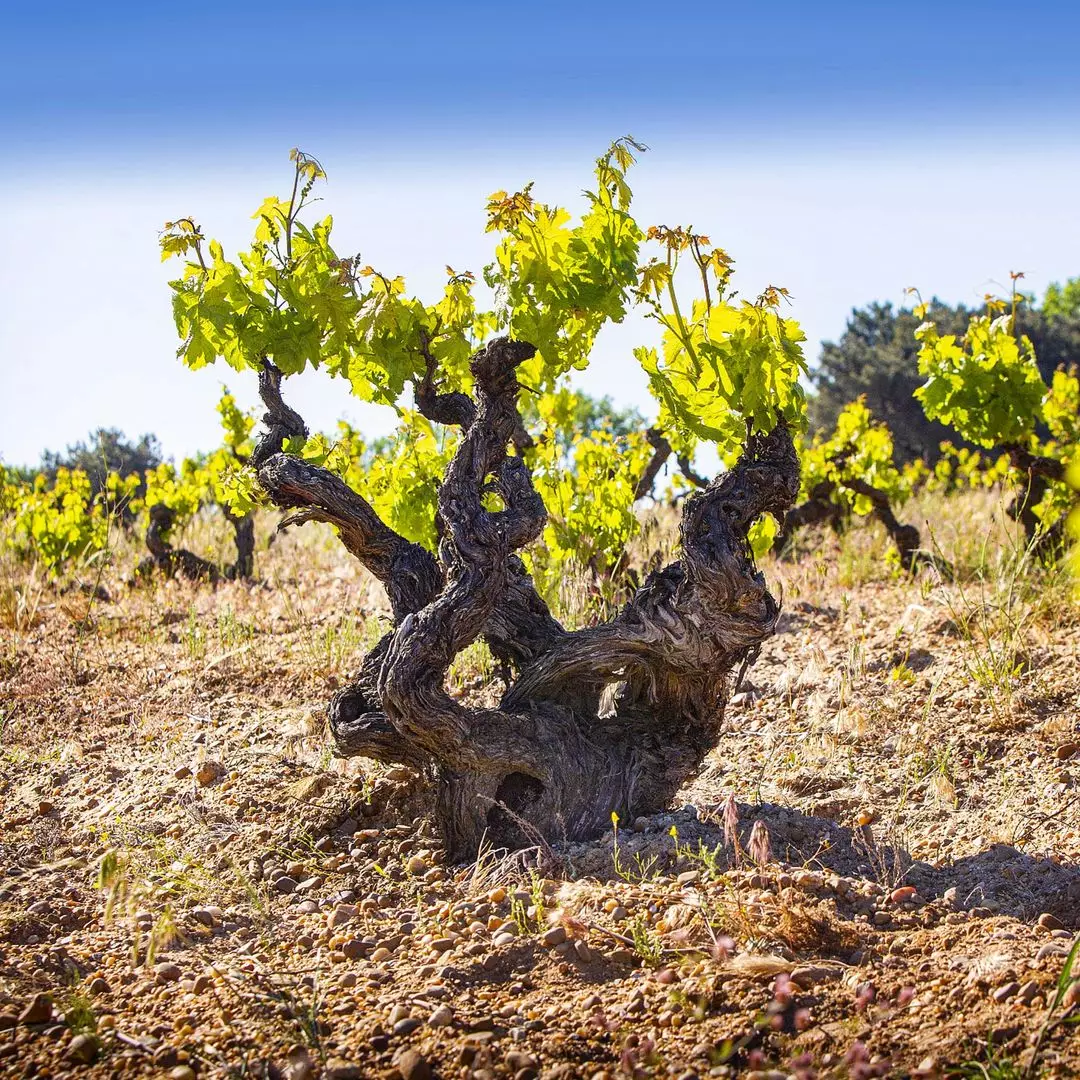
[[40, 429, 164, 497], [811, 282, 1080, 463], [1018, 278, 1080, 378], [809, 300, 970, 462]]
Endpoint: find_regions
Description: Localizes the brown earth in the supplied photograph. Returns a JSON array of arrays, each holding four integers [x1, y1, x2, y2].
[[1, 493, 1079, 1079]]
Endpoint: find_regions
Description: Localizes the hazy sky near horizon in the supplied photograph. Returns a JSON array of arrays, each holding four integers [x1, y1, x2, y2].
[[2, 0, 1079, 466]]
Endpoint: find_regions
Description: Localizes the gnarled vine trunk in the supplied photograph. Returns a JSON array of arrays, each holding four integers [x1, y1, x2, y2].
[[224, 509, 256, 581], [137, 504, 221, 583], [773, 480, 845, 555], [775, 476, 951, 578], [252, 338, 800, 860], [1005, 444, 1069, 559], [135, 504, 256, 584]]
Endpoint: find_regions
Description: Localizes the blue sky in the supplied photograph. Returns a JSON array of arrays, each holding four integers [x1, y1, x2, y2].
[[2, 2, 1079, 464], [5, 1, 1080, 153]]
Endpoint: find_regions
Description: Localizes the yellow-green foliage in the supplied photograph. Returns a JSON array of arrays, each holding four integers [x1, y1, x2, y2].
[[915, 301, 1079, 540], [159, 144, 812, 583], [2, 388, 260, 571], [1, 467, 138, 573], [141, 388, 260, 537], [800, 399, 910, 515], [925, 442, 1012, 493], [915, 312, 1046, 449], [1067, 459, 1080, 592], [531, 428, 653, 586], [633, 224, 807, 462], [1044, 367, 1080, 447]]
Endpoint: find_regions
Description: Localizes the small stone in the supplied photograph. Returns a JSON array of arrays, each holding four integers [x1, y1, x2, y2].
[[274, 876, 299, 894], [371, 947, 392, 962], [406, 855, 428, 875], [1037, 913, 1064, 932], [541, 926, 567, 948], [393, 1017, 423, 1036], [192, 975, 212, 994], [328, 904, 356, 929], [791, 965, 841, 989], [191, 907, 221, 927], [430, 936, 456, 953], [168, 1069, 197, 1080], [341, 939, 368, 961], [154, 962, 182, 984], [286, 1045, 315, 1080], [87, 977, 110, 995], [37, 799, 54, 816], [0, 1012, 18, 1030], [493, 931, 517, 948], [1018, 980, 1039, 1003], [1054, 742, 1079, 761], [67, 1033, 98, 1064], [19, 994, 53, 1025], [173, 765, 192, 780], [428, 1005, 454, 1028], [891, 886, 917, 904], [286, 775, 333, 802], [195, 760, 225, 786], [388, 1004, 411, 1026], [323, 1062, 363, 1080], [507, 1051, 538, 1068], [396, 1048, 431, 1080], [676, 870, 700, 885], [992, 982, 1019, 1003], [1036, 942, 1068, 962]]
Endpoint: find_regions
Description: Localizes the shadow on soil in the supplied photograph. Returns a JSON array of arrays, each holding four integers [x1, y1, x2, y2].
[[559, 801, 1080, 928]]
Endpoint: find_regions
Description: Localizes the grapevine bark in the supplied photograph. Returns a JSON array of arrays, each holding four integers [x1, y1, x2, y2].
[[775, 471, 951, 577], [135, 504, 257, 583], [253, 339, 799, 859], [136, 504, 221, 583], [1004, 443, 1069, 557]]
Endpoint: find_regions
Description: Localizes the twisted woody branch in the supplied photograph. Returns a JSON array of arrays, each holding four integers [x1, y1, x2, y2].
[[1003, 443, 1069, 555], [252, 339, 799, 859], [774, 452, 951, 577]]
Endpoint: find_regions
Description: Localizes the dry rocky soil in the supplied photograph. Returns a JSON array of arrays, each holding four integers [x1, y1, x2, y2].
[[2, 506, 1079, 1079]]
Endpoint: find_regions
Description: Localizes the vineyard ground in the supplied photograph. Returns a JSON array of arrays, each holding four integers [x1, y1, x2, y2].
[[1, 488, 1079, 1079]]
